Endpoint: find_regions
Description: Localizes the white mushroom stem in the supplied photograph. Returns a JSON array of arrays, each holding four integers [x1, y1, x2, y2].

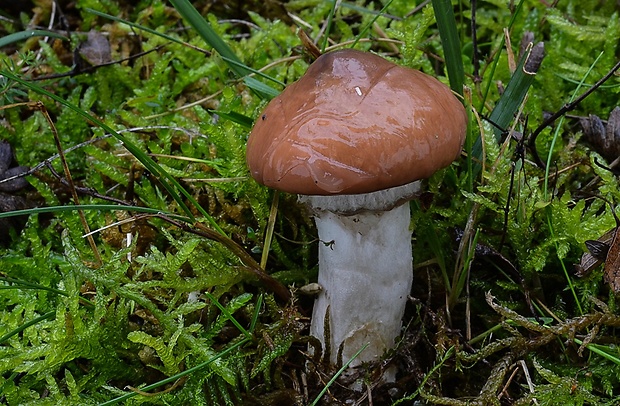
[[301, 182, 419, 368]]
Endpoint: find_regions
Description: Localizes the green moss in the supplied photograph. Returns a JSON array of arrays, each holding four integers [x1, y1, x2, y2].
[[3, 0, 620, 403]]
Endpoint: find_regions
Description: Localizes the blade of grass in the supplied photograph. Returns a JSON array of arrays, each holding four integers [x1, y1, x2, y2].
[[549, 226, 583, 316], [309, 343, 369, 406], [573, 337, 620, 365], [554, 73, 620, 89], [204, 292, 251, 339], [243, 77, 281, 99], [350, 0, 394, 49], [0, 311, 55, 345], [208, 109, 254, 128], [463, 88, 474, 192], [449, 228, 479, 311], [220, 56, 285, 87], [477, 0, 526, 112], [168, 0, 247, 76], [489, 43, 544, 143], [0, 30, 67, 48], [431, 0, 464, 97], [320, 0, 339, 53], [471, 42, 544, 177], [85, 9, 192, 48], [260, 192, 279, 270], [0, 276, 69, 297], [393, 346, 455, 405], [169, 0, 278, 99], [249, 294, 263, 333], [0, 204, 188, 221], [0, 277, 95, 344], [341, 1, 401, 20]]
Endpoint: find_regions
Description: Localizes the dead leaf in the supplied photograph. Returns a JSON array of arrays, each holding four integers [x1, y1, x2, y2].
[[78, 30, 111, 66], [580, 107, 620, 162], [576, 228, 615, 277], [603, 226, 620, 293], [576, 227, 620, 293], [297, 29, 321, 60]]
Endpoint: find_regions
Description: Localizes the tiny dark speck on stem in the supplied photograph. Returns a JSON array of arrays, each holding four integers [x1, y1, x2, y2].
[[262, 114, 266, 120]]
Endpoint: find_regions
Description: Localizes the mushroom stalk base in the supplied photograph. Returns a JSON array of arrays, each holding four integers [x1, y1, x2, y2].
[[309, 203, 413, 368]]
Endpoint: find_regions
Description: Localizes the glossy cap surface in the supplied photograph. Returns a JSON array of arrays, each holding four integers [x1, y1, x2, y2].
[[246, 49, 467, 195]]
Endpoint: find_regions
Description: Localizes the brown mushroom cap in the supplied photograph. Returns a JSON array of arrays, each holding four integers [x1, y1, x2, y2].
[[246, 49, 467, 195]]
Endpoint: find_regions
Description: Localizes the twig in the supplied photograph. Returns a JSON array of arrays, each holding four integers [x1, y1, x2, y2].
[[33, 45, 166, 81], [44, 162, 130, 206]]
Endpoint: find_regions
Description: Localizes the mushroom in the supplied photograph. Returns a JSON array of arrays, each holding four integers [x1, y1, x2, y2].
[[246, 49, 467, 371]]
